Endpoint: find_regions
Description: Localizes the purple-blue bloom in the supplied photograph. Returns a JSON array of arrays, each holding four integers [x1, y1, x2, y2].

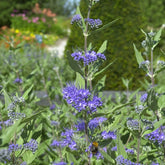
[[145, 126, 165, 144], [140, 93, 148, 103], [85, 18, 102, 28], [127, 119, 139, 131], [88, 117, 107, 130], [20, 162, 27, 165], [151, 162, 159, 165], [116, 155, 141, 165], [71, 51, 106, 66], [24, 139, 38, 154], [50, 104, 56, 110], [52, 162, 67, 165], [75, 120, 85, 131], [111, 146, 117, 151], [101, 130, 116, 139], [14, 78, 23, 84], [71, 14, 82, 24], [8, 144, 22, 154], [63, 84, 102, 113]]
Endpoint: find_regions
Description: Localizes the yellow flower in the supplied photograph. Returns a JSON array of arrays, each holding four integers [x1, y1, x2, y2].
[[30, 33, 35, 38], [15, 29, 19, 33]]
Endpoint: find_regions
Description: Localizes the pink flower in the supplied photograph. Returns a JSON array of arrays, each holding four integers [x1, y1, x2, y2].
[[11, 13, 15, 17], [41, 17, 46, 23]]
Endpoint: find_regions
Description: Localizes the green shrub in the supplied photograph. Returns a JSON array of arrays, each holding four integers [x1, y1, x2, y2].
[[65, 0, 146, 90]]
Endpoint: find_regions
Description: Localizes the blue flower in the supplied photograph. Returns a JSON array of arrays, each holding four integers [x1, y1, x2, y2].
[[145, 126, 165, 144], [88, 117, 107, 130], [52, 162, 67, 165], [71, 14, 82, 24], [8, 144, 22, 154], [35, 35, 42, 43], [101, 130, 116, 139], [127, 118, 139, 131], [24, 139, 38, 154], [71, 51, 106, 66], [75, 120, 85, 131], [85, 18, 102, 28], [14, 78, 23, 84], [63, 84, 102, 113], [50, 104, 56, 110], [140, 93, 148, 103]]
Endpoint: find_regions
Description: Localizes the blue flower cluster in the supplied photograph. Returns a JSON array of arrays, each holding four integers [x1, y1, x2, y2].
[[20, 162, 27, 165], [50, 104, 56, 110], [71, 14, 82, 25], [52, 162, 67, 165], [101, 130, 116, 139], [8, 112, 26, 120], [14, 78, 23, 84], [140, 93, 148, 103], [24, 139, 38, 154], [63, 84, 102, 113], [35, 35, 42, 43], [51, 129, 77, 150], [127, 119, 139, 131], [116, 155, 141, 165], [75, 120, 85, 131], [139, 60, 150, 69], [0, 119, 13, 129], [145, 126, 165, 144], [111, 146, 134, 154], [71, 51, 106, 66], [84, 18, 102, 28], [135, 105, 144, 114], [8, 144, 22, 154], [88, 117, 107, 130]]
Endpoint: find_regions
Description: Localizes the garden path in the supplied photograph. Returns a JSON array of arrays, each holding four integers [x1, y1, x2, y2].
[[46, 37, 68, 58]]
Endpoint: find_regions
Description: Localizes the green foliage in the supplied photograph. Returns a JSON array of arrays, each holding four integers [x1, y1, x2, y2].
[[65, 0, 146, 90], [0, 0, 36, 27]]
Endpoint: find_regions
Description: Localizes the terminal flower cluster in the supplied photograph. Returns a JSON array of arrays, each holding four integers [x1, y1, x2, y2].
[[24, 139, 38, 154], [51, 129, 77, 151], [88, 117, 107, 130], [71, 51, 106, 66], [63, 84, 102, 113], [84, 18, 102, 28], [71, 14, 82, 25], [8, 144, 22, 154], [116, 155, 141, 165], [101, 130, 116, 139], [145, 126, 165, 144], [127, 118, 139, 131]]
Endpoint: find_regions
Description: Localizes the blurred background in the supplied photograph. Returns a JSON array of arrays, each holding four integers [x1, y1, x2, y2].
[[0, 0, 165, 91]]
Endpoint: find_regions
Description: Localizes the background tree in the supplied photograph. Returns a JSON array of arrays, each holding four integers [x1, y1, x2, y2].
[[65, 0, 146, 90]]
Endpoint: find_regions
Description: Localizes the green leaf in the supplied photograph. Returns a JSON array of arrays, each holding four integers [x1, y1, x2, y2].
[[97, 40, 107, 54], [147, 88, 158, 111], [116, 131, 127, 159], [158, 95, 165, 109], [67, 152, 78, 164], [76, 6, 85, 29], [107, 101, 135, 116], [154, 28, 162, 42], [133, 44, 144, 65], [3, 89, 12, 110], [99, 150, 115, 164], [92, 19, 119, 34], [1, 120, 25, 145], [94, 61, 115, 77], [67, 54, 84, 76], [22, 85, 33, 100], [20, 110, 47, 124], [75, 72, 85, 88]]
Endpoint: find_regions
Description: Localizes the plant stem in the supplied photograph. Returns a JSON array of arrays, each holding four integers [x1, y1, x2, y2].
[[150, 47, 154, 87]]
